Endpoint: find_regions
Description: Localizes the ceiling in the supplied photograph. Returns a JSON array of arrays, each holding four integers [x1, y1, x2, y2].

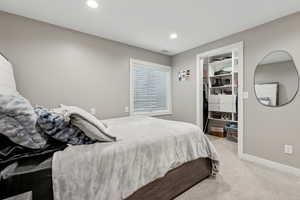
[[1, 0, 300, 55]]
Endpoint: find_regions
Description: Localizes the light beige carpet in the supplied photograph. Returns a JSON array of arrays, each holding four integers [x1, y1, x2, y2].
[[176, 135, 300, 200]]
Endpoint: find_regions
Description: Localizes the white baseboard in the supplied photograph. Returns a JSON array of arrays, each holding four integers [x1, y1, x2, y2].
[[240, 153, 300, 177]]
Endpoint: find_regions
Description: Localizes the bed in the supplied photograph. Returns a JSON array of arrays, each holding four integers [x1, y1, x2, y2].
[[1, 156, 211, 200], [0, 52, 219, 200]]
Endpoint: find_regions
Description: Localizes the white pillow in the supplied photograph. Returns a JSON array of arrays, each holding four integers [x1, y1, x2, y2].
[[53, 104, 116, 142], [0, 54, 17, 94], [71, 116, 116, 142]]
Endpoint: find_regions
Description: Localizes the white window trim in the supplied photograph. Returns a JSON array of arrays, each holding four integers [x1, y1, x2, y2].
[[130, 58, 172, 116]]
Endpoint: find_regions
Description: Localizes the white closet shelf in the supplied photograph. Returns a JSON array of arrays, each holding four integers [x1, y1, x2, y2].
[[209, 58, 232, 65], [209, 110, 236, 113], [209, 71, 238, 78], [211, 85, 237, 89], [208, 117, 238, 123], [209, 73, 232, 78]]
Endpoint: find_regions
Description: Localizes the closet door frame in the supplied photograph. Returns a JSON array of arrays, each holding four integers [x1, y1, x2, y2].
[[196, 41, 244, 157]]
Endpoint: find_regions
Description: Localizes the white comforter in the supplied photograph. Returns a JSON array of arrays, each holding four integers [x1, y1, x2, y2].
[[52, 116, 219, 200]]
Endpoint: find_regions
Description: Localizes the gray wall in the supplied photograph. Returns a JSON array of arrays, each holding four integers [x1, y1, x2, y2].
[[0, 11, 171, 119], [255, 61, 299, 105], [172, 12, 300, 168]]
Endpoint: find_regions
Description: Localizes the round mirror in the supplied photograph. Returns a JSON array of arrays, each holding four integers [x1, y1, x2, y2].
[[254, 50, 299, 107]]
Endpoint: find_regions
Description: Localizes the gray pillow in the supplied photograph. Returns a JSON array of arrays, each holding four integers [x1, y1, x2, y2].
[[0, 93, 47, 149]]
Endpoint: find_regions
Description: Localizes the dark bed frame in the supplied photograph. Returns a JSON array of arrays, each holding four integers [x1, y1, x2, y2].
[[127, 158, 212, 200], [1, 157, 211, 200]]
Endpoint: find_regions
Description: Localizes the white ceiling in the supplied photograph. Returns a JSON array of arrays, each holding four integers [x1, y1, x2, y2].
[[1, 0, 300, 55]]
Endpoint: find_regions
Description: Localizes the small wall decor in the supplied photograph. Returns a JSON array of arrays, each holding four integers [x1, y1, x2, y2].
[[178, 69, 191, 81]]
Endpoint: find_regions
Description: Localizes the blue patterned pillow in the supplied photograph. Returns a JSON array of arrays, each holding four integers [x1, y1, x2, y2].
[[35, 107, 96, 145], [0, 93, 47, 149]]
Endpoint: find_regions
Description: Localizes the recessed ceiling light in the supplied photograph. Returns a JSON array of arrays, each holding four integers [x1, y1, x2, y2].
[[169, 32, 178, 39], [86, 0, 99, 8]]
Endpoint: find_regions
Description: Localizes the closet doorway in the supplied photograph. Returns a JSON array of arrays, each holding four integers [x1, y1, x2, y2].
[[196, 42, 244, 156]]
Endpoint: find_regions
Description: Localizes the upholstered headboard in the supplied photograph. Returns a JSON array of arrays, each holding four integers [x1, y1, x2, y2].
[[0, 52, 17, 94]]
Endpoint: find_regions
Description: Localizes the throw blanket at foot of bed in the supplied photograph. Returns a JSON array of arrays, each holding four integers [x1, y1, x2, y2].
[[52, 116, 219, 200]]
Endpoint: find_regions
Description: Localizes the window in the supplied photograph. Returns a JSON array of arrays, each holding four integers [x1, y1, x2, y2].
[[130, 59, 172, 116]]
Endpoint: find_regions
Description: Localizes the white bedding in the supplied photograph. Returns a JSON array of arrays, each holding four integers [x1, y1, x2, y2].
[[52, 116, 219, 200]]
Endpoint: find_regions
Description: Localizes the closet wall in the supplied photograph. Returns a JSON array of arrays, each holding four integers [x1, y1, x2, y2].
[[172, 11, 300, 169]]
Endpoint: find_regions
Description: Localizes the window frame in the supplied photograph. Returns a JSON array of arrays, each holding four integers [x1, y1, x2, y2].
[[130, 58, 172, 116]]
